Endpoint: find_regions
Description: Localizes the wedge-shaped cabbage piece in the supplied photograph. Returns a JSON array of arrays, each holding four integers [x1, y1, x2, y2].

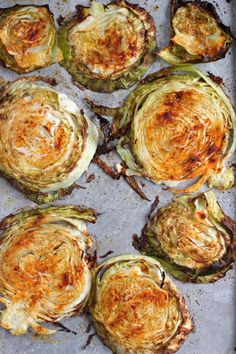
[[159, 0, 235, 64], [90, 65, 236, 193], [0, 205, 98, 335], [89, 255, 193, 353], [58, 0, 157, 92], [0, 77, 98, 204], [0, 5, 62, 73], [134, 191, 236, 283]]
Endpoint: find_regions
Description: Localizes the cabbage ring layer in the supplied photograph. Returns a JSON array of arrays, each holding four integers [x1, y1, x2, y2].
[[0, 205, 97, 335], [135, 191, 236, 283], [89, 255, 193, 354], [58, 1, 157, 92], [159, 0, 234, 64], [0, 77, 98, 203], [112, 65, 236, 193], [0, 5, 62, 73]]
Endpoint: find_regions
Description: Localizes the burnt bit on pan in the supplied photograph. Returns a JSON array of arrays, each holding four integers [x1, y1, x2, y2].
[[207, 72, 224, 86], [100, 250, 114, 259], [124, 175, 150, 201], [132, 232, 148, 252], [93, 155, 120, 180], [57, 15, 65, 26], [82, 333, 97, 350], [86, 250, 97, 268], [85, 173, 96, 184], [52, 322, 77, 335], [74, 184, 87, 190], [148, 195, 160, 218]]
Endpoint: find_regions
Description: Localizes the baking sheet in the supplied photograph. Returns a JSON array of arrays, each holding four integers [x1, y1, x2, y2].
[[0, 0, 235, 353]]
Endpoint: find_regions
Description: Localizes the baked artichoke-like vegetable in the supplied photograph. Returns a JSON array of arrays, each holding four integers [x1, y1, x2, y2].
[[159, 0, 235, 64], [134, 191, 236, 283], [0, 5, 62, 73], [58, 0, 157, 92], [0, 205, 98, 335], [92, 65, 235, 193], [89, 255, 193, 354], [0, 77, 98, 204]]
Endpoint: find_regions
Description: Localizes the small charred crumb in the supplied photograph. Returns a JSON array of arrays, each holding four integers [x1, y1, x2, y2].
[[148, 196, 160, 218], [93, 156, 120, 180], [85, 174, 96, 184], [207, 72, 224, 86], [86, 322, 92, 334], [82, 333, 97, 350], [59, 186, 74, 197], [124, 175, 150, 201], [132, 234, 140, 250], [160, 271, 166, 288], [86, 250, 97, 267], [76, 4, 88, 22], [132, 233, 147, 251], [75, 184, 86, 190], [96, 143, 116, 156], [57, 15, 65, 26], [100, 250, 114, 259], [195, 300, 200, 306], [230, 163, 236, 170], [73, 81, 85, 91], [140, 181, 146, 188], [96, 114, 112, 141], [53, 322, 77, 335], [44, 77, 57, 86], [162, 186, 169, 191]]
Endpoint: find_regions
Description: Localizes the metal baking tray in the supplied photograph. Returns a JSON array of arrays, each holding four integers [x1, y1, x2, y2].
[[0, 0, 235, 353]]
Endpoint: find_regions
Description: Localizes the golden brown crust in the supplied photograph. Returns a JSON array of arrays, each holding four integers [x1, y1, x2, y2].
[[59, 0, 157, 92], [165, 0, 235, 63], [131, 86, 227, 183], [0, 206, 97, 335], [0, 5, 62, 72], [90, 256, 193, 353]]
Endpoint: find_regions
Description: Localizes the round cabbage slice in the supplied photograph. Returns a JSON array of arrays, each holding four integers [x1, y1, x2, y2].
[[134, 191, 236, 283], [0, 205, 98, 336], [58, 0, 157, 92], [159, 0, 235, 64], [0, 5, 62, 73], [91, 65, 235, 193], [0, 77, 98, 204], [89, 255, 193, 354]]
